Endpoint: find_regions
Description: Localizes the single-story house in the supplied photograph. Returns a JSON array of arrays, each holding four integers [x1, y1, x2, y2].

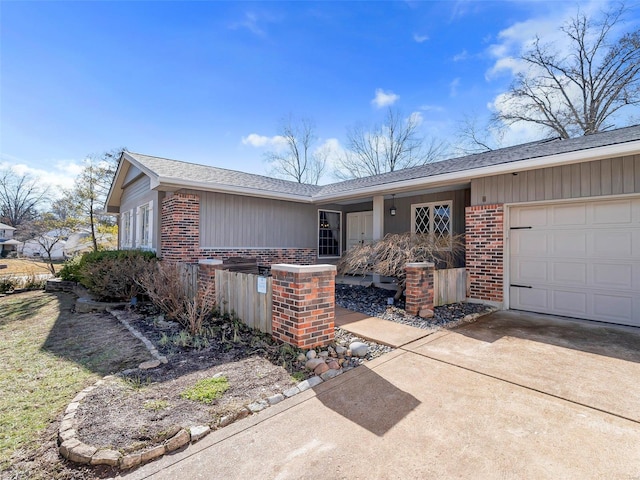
[[0, 222, 20, 257], [106, 125, 640, 327]]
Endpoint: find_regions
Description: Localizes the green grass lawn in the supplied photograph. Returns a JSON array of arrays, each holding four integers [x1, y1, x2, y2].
[[0, 291, 151, 472]]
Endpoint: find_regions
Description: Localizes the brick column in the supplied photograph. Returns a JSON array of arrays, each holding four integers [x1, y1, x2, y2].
[[161, 193, 200, 263], [404, 262, 435, 316], [198, 259, 223, 305], [271, 264, 336, 349], [465, 204, 504, 303]]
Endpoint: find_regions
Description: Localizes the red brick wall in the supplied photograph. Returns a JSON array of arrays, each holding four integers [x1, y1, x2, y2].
[[271, 265, 336, 349], [404, 262, 435, 315], [161, 193, 200, 263], [466, 204, 504, 303], [200, 248, 316, 266]]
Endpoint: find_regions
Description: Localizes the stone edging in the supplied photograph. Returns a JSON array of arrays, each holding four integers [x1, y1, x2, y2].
[[58, 308, 343, 470], [106, 308, 168, 367]]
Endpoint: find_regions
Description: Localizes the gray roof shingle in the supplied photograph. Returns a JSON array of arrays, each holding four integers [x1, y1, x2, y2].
[[127, 125, 640, 200]]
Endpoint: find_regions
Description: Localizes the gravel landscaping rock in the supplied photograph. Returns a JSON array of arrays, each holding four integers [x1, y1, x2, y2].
[[336, 284, 494, 330]]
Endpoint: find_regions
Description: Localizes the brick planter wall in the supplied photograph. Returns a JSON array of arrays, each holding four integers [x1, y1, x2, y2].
[[404, 262, 435, 316], [466, 204, 504, 303], [271, 264, 336, 349], [161, 193, 200, 263], [198, 259, 223, 304], [199, 248, 316, 267]]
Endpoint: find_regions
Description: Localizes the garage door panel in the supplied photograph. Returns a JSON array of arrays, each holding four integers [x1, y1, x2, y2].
[[593, 230, 634, 257], [552, 262, 587, 285], [592, 200, 633, 224], [509, 197, 640, 327], [551, 290, 587, 316], [512, 206, 548, 227], [592, 294, 633, 322], [552, 204, 586, 225], [592, 263, 633, 289], [510, 287, 548, 310], [552, 231, 587, 256]]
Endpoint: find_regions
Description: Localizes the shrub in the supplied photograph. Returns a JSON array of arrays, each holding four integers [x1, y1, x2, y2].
[[79, 250, 157, 301], [21, 274, 46, 291], [0, 277, 17, 293], [137, 261, 216, 335], [337, 232, 466, 298], [58, 255, 83, 282]]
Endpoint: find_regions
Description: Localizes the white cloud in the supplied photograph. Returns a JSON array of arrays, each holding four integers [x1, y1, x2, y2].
[[413, 33, 429, 43], [0, 157, 84, 194], [229, 12, 266, 36], [449, 78, 461, 97], [408, 111, 424, 127], [241, 133, 287, 148], [453, 49, 469, 62], [371, 88, 399, 108]]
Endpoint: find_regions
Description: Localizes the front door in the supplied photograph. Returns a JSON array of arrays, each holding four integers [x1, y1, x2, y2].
[[347, 211, 374, 250]]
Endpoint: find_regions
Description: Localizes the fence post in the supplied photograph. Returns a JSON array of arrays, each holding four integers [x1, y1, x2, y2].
[[404, 262, 435, 316], [198, 259, 223, 304], [271, 264, 336, 349]]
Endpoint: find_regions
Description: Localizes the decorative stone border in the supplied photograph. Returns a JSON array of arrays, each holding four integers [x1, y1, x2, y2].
[[58, 371, 341, 470], [106, 308, 168, 366]]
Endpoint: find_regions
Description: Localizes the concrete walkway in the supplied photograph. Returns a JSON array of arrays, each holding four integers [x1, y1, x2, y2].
[[121, 311, 640, 479]]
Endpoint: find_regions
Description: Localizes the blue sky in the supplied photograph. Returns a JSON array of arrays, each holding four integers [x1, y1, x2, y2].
[[1, 0, 638, 189]]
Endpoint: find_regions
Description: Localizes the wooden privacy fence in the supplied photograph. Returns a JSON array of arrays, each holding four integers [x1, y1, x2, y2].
[[178, 263, 198, 298], [434, 268, 467, 306], [214, 269, 273, 334]]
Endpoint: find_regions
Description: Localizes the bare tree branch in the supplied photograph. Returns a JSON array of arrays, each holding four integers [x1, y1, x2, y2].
[[0, 170, 49, 227], [334, 108, 447, 180], [266, 116, 327, 185], [494, 4, 640, 138]]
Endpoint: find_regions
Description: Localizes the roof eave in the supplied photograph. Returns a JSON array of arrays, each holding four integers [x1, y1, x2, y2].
[[155, 177, 315, 203], [311, 139, 640, 203]]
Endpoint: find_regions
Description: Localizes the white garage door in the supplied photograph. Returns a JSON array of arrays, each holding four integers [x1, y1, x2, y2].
[[509, 197, 640, 327]]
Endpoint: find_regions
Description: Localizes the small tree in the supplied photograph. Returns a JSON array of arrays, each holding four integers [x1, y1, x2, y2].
[[18, 213, 79, 274], [334, 108, 447, 180], [337, 233, 465, 300], [494, 5, 640, 138], [266, 116, 327, 185]]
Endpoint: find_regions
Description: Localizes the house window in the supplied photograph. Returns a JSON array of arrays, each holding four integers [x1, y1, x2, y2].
[[318, 210, 342, 258], [411, 201, 452, 248], [121, 210, 133, 247], [136, 201, 153, 249]]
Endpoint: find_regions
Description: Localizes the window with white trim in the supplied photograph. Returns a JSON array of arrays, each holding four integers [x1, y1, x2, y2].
[[121, 210, 133, 247], [136, 201, 153, 249], [411, 201, 452, 249], [318, 210, 342, 258]]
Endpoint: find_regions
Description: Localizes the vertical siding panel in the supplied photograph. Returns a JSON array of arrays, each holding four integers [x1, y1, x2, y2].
[[497, 174, 505, 203], [488, 176, 498, 204], [611, 157, 623, 194], [601, 158, 612, 195], [471, 178, 480, 205], [527, 171, 537, 201], [535, 169, 545, 200], [544, 167, 554, 200], [635, 155, 640, 192], [590, 161, 601, 196], [505, 174, 513, 203], [561, 165, 572, 199], [623, 156, 635, 193], [570, 164, 581, 198], [552, 166, 563, 199], [580, 162, 591, 197], [520, 172, 528, 201]]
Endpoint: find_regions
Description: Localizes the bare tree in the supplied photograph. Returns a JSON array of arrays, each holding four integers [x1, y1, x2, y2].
[[334, 108, 447, 180], [266, 116, 327, 185], [0, 170, 49, 227], [65, 148, 123, 252], [494, 5, 640, 138], [454, 114, 508, 155], [18, 213, 79, 274]]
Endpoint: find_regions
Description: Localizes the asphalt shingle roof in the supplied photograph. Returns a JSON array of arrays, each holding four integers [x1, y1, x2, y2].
[[127, 125, 640, 200]]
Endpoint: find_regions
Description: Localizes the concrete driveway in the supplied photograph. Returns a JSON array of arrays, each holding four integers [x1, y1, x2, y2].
[[122, 311, 640, 480]]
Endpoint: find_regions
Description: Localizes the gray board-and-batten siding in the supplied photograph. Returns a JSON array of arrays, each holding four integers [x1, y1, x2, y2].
[[471, 155, 640, 205]]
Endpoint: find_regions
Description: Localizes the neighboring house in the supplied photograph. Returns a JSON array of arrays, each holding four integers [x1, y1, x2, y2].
[[106, 125, 640, 327], [20, 229, 116, 259], [0, 222, 20, 257]]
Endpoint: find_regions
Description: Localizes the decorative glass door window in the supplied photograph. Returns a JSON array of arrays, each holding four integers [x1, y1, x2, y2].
[[318, 210, 342, 257], [411, 201, 452, 248]]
